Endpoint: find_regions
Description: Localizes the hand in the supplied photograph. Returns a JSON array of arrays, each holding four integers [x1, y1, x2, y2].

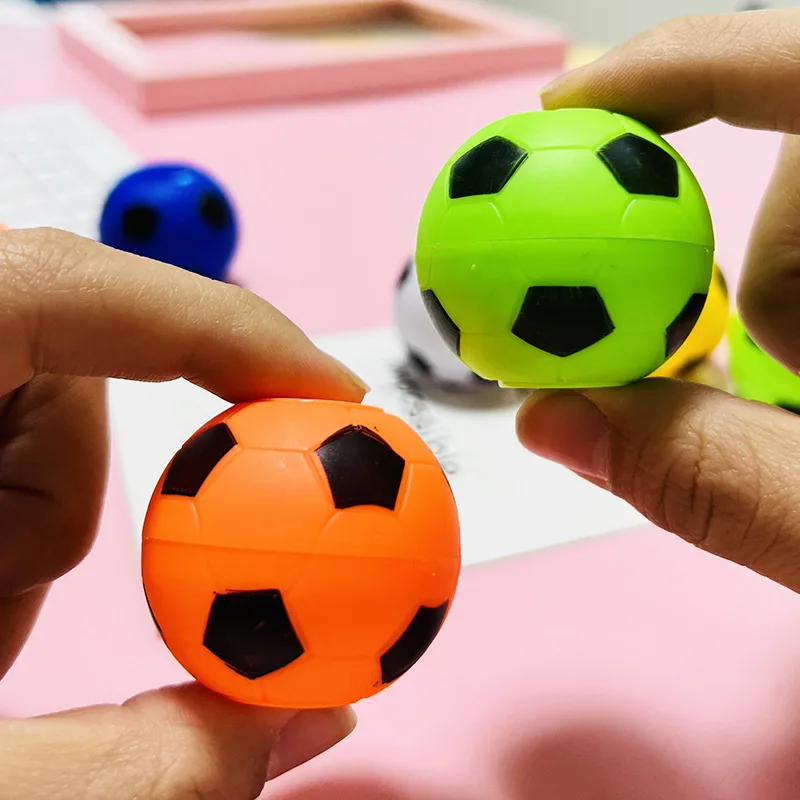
[[516, 8, 800, 593], [0, 227, 366, 798]]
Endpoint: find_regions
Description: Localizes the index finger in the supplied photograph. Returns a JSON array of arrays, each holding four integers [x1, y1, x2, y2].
[[0, 227, 367, 401], [540, 9, 800, 134]]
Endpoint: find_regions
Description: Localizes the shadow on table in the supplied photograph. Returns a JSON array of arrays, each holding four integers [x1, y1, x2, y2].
[[500, 688, 800, 800], [273, 710, 800, 800], [271, 723, 702, 800], [500, 720, 710, 800], [393, 363, 529, 411], [273, 777, 462, 800], [274, 653, 800, 799]]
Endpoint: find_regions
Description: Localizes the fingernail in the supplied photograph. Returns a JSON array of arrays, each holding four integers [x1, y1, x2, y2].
[[330, 356, 370, 395], [539, 74, 570, 106], [267, 706, 357, 781], [516, 390, 610, 480], [539, 66, 586, 106], [540, 53, 604, 108]]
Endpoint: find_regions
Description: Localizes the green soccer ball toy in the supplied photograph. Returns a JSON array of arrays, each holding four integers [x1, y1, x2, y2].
[[728, 312, 800, 414], [415, 108, 715, 388]]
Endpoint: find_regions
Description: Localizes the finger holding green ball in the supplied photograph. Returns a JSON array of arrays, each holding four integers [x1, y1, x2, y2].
[[415, 108, 715, 389]]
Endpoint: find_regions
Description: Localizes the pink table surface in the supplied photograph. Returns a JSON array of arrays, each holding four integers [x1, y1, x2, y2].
[[6, 497, 800, 799], [1, 15, 797, 799]]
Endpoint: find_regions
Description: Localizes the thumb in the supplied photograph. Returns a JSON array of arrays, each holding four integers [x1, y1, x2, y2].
[[0, 682, 356, 799], [516, 380, 800, 592]]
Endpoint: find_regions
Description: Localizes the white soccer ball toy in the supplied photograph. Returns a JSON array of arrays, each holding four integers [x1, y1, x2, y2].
[[394, 257, 495, 390]]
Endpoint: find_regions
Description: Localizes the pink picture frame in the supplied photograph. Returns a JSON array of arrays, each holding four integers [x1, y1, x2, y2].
[[55, 0, 568, 115]]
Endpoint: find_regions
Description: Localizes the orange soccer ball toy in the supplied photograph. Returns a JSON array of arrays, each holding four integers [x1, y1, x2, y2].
[[142, 398, 461, 708]]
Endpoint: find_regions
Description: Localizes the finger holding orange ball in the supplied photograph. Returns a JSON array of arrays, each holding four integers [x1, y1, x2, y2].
[[0, 220, 459, 711]]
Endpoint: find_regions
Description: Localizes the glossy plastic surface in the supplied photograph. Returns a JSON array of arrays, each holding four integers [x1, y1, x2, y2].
[[100, 162, 238, 282], [728, 312, 800, 413], [650, 261, 728, 378], [415, 108, 714, 388], [142, 398, 461, 708]]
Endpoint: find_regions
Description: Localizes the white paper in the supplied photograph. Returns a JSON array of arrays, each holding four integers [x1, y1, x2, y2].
[[0, 102, 136, 238], [108, 326, 646, 566]]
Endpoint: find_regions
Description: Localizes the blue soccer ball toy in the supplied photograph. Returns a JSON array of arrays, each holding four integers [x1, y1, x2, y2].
[[100, 163, 238, 282]]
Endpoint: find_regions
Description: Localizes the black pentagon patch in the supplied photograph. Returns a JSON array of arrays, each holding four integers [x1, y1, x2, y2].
[[162, 423, 236, 497], [598, 134, 679, 197], [380, 601, 449, 684], [122, 204, 159, 240], [421, 290, 461, 356], [512, 285, 614, 357], [198, 191, 231, 230], [449, 136, 528, 199], [315, 425, 405, 510], [777, 403, 800, 415], [408, 350, 432, 375], [203, 589, 304, 679], [665, 293, 706, 359], [397, 257, 413, 288]]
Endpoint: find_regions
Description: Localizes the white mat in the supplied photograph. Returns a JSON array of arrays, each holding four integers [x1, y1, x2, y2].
[[108, 326, 646, 567]]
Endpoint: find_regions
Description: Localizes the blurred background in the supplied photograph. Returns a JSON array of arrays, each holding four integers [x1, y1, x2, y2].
[[2, 0, 790, 42], [501, 0, 778, 43]]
